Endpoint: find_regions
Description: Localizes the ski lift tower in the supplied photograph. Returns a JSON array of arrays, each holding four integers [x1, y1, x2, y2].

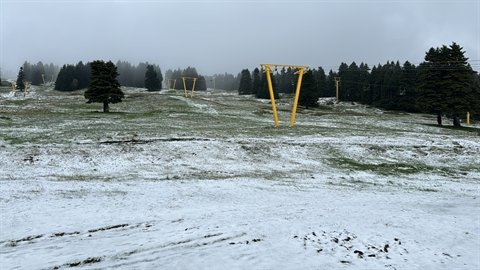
[[260, 64, 308, 128]]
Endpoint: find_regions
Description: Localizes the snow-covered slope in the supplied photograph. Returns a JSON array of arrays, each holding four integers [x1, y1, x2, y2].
[[0, 87, 479, 269]]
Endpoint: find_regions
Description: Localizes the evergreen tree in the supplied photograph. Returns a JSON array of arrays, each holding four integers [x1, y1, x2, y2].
[[154, 65, 163, 89], [313, 67, 327, 97], [170, 68, 183, 90], [75, 61, 90, 89], [358, 63, 370, 104], [299, 70, 319, 109], [325, 70, 338, 97], [257, 69, 279, 99], [182, 67, 200, 90], [84, 60, 124, 113], [417, 42, 477, 123], [337, 63, 349, 101], [346, 62, 361, 102], [196, 76, 207, 91], [22, 61, 32, 83], [116, 60, 134, 87], [252, 68, 261, 96], [210, 72, 236, 91], [473, 73, 480, 119], [62, 65, 76, 91], [396, 61, 418, 112], [238, 69, 253, 95], [133, 62, 148, 88], [31, 61, 45, 85], [55, 63, 86, 91], [16, 67, 25, 91], [145, 64, 161, 91]]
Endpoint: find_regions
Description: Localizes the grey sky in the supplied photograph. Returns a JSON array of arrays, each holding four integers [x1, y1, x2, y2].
[[1, 0, 479, 77]]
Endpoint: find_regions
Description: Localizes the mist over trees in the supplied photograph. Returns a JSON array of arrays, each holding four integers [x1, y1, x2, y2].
[[17, 42, 479, 121], [21, 61, 59, 86], [202, 73, 238, 91], [54, 61, 164, 91], [116, 61, 163, 89], [165, 67, 207, 91]]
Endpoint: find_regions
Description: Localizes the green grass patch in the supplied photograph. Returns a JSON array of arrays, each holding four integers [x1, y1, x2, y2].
[[423, 123, 480, 134], [329, 157, 455, 176], [1, 134, 29, 144]]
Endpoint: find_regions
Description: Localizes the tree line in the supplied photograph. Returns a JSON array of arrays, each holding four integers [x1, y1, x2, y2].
[[116, 61, 162, 89], [164, 67, 207, 91], [54, 61, 164, 91], [14, 42, 480, 121], [21, 61, 59, 86], [237, 42, 480, 120], [205, 73, 240, 91]]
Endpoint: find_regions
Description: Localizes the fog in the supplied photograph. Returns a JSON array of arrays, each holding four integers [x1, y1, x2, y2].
[[1, 0, 479, 77]]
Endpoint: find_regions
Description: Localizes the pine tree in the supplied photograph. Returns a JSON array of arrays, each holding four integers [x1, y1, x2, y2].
[[16, 67, 25, 91], [397, 61, 418, 112], [417, 42, 477, 123], [358, 63, 370, 104], [171, 69, 183, 90], [252, 68, 261, 96], [154, 65, 163, 89], [75, 61, 90, 89], [257, 69, 279, 99], [238, 69, 252, 95], [84, 60, 124, 112], [473, 73, 480, 119], [196, 76, 207, 91], [314, 67, 327, 97], [182, 67, 200, 90], [30, 61, 45, 86], [299, 70, 318, 109], [325, 70, 338, 98], [22, 62, 32, 83], [337, 63, 349, 101], [145, 65, 161, 91]]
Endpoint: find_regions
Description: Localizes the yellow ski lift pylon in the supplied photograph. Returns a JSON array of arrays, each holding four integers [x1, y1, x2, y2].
[[167, 79, 177, 90], [181, 77, 197, 98], [260, 64, 308, 127], [23, 81, 30, 97], [334, 77, 341, 103]]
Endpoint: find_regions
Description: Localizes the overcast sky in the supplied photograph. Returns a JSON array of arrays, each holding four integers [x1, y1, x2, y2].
[[1, 0, 479, 77]]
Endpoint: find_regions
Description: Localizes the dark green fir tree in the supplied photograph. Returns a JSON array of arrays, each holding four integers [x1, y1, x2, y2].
[[145, 65, 161, 91], [238, 69, 253, 95], [417, 42, 478, 124], [84, 60, 124, 112], [298, 70, 319, 109], [257, 69, 279, 99], [16, 67, 25, 91]]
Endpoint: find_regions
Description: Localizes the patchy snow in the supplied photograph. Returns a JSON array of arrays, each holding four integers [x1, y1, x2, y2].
[[0, 87, 479, 269]]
